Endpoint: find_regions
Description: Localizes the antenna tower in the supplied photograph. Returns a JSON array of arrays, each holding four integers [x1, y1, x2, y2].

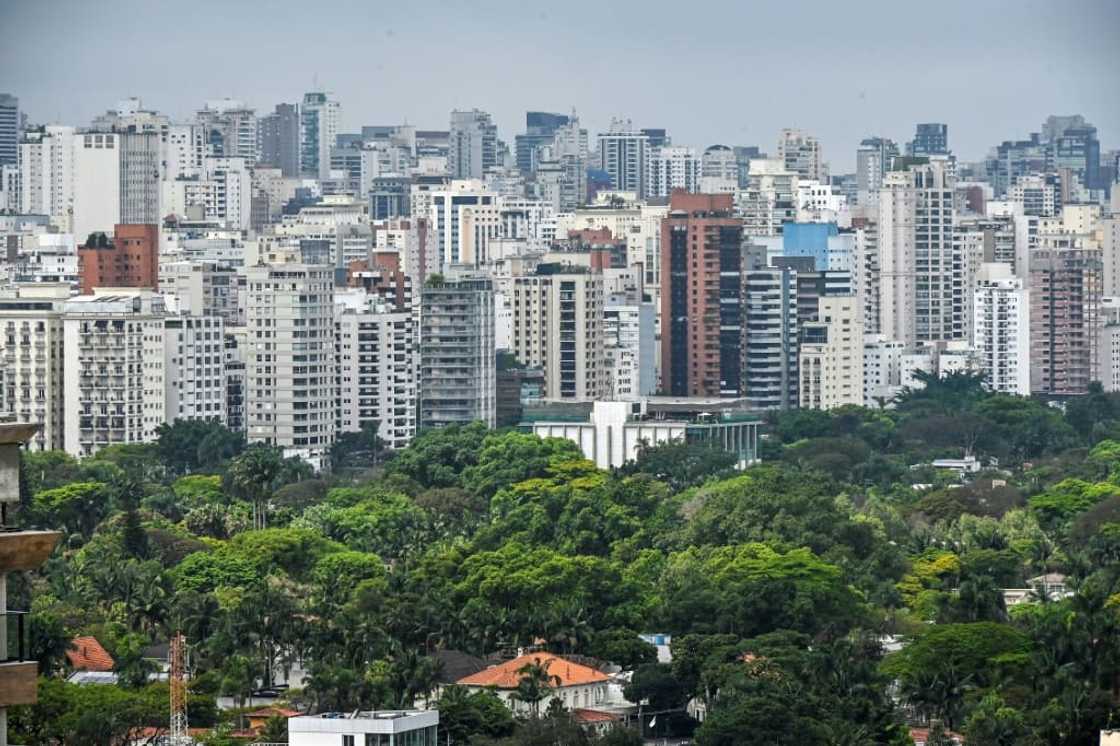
[[169, 632, 190, 744]]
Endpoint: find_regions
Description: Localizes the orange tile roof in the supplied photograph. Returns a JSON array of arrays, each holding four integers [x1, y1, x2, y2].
[[573, 708, 620, 723], [456, 652, 609, 689], [66, 636, 114, 672]]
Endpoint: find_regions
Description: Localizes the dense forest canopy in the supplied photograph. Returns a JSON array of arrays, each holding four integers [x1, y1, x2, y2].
[[10, 375, 1120, 744]]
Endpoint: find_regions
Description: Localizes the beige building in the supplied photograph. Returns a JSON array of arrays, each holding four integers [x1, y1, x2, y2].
[[511, 267, 607, 400], [245, 263, 336, 471], [799, 295, 864, 409], [0, 285, 69, 451]]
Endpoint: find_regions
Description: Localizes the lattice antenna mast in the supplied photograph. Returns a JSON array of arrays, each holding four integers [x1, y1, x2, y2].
[[169, 632, 190, 744]]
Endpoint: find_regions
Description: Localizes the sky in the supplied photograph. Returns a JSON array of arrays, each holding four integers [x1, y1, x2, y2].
[[2, 0, 1118, 172]]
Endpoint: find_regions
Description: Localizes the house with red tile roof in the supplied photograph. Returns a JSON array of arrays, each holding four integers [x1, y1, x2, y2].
[[456, 652, 610, 716], [65, 636, 114, 672]]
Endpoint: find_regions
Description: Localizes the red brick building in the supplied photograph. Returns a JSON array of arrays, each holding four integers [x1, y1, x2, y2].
[[78, 224, 159, 295], [659, 191, 744, 397]]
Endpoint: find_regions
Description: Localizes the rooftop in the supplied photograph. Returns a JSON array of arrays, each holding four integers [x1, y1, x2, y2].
[[66, 636, 114, 672], [457, 652, 608, 689]]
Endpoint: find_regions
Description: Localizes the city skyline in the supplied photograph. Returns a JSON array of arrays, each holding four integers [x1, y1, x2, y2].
[[3, 0, 1118, 171]]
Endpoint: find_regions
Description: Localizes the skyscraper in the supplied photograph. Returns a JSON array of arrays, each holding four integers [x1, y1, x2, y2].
[[799, 295, 864, 409], [448, 109, 498, 180], [119, 132, 161, 225], [1030, 248, 1102, 396], [973, 263, 1030, 395], [196, 99, 258, 161], [514, 111, 570, 174], [660, 192, 743, 397], [78, 224, 159, 294], [259, 103, 301, 177], [300, 91, 341, 179], [511, 265, 607, 400], [598, 121, 649, 197], [245, 263, 337, 470], [855, 136, 899, 198], [777, 128, 826, 182], [419, 275, 496, 429], [878, 159, 957, 346], [742, 260, 799, 410], [0, 94, 18, 168], [907, 123, 949, 157]]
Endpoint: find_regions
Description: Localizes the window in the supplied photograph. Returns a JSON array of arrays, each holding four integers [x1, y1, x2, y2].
[[343, 736, 355, 746]]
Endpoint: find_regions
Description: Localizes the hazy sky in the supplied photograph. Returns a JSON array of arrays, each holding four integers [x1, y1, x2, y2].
[[3, 0, 1118, 171]]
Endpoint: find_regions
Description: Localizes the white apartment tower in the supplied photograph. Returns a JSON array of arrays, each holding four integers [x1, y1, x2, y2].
[[245, 263, 336, 470], [428, 180, 502, 269], [972, 263, 1030, 395], [334, 291, 417, 450], [604, 300, 656, 400], [511, 268, 608, 400], [799, 295, 864, 409], [648, 146, 701, 198], [0, 286, 69, 451], [19, 126, 76, 231], [62, 291, 166, 457], [72, 132, 121, 240], [164, 315, 227, 423], [878, 160, 957, 347]]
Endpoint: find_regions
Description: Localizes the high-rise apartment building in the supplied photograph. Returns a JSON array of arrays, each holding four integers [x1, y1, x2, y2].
[[119, 132, 161, 225], [0, 94, 18, 167], [972, 263, 1030, 395], [648, 146, 701, 197], [72, 132, 121, 239], [799, 295, 864, 409], [78, 224, 159, 294], [62, 291, 167, 457], [449, 109, 499, 180], [514, 111, 570, 174], [19, 125, 76, 231], [334, 291, 417, 450], [0, 285, 69, 451], [777, 129, 826, 182], [259, 103, 301, 177], [604, 300, 656, 401], [419, 276, 496, 429], [1030, 248, 1102, 396], [742, 261, 799, 409], [160, 260, 240, 325], [908, 123, 949, 157], [197, 99, 258, 162], [739, 159, 798, 237], [878, 159, 957, 347], [245, 263, 336, 470], [856, 136, 899, 199], [301, 91, 341, 180], [598, 121, 649, 197], [660, 192, 743, 397], [511, 266, 607, 400], [428, 180, 501, 269], [164, 315, 226, 423]]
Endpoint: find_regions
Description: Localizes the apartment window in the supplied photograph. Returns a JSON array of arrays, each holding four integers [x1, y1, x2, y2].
[[343, 737, 355, 746]]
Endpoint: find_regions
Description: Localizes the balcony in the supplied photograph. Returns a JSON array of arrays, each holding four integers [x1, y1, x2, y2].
[[0, 529, 62, 571]]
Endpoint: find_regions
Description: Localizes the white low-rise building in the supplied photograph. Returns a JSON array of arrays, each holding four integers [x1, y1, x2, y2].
[[456, 652, 609, 717], [288, 710, 438, 746]]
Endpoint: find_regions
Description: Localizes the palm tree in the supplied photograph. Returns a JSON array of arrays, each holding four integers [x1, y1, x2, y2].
[[513, 658, 562, 718]]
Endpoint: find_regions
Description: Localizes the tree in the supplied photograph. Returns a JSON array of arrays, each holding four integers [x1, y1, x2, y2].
[[963, 692, 1031, 745], [225, 444, 311, 529], [624, 663, 689, 711], [461, 431, 583, 498], [512, 658, 562, 718], [388, 422, 489, 489], [29, 481, 108, 538], [586, 628, 657, 670], [435, 686, 516, 745], [156, 419, 245, 476], [882, 623, 1031, 730], [620, 439, 738, 491]]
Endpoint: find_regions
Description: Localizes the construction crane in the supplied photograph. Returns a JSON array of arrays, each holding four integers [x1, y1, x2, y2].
[[169, 632, 190, 745]]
